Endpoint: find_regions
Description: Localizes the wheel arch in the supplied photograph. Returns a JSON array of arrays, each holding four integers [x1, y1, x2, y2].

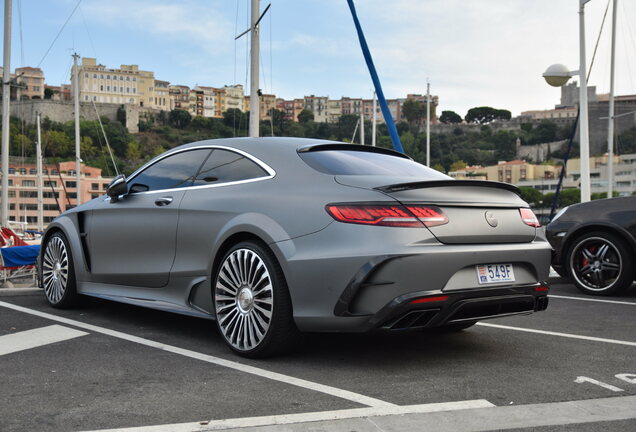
[[39, 215, 87, 287]]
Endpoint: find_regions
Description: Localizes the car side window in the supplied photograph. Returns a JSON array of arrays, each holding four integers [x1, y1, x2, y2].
[[130, 149, 211, 192], [192, 149, 268, 186]]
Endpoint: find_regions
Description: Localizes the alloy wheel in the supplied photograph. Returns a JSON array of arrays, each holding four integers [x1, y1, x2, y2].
[[215, 248, 274, 352], [569, 236, 621, 292], [42, 236, 70, 304]]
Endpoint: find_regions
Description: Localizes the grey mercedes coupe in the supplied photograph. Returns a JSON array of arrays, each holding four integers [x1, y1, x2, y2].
[[39, 138, 551, 357]]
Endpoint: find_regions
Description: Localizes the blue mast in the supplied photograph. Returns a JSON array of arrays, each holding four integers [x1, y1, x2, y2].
[[346, 0, 404, 153]]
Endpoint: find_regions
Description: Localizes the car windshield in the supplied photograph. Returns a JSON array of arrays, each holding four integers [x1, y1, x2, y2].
[[299, 150, 450, 179]]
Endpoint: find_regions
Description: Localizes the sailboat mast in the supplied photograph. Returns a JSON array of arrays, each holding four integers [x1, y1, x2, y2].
[[426, 81, 431, 166], [606, 0, 617, 198], [72, 53, 81, 205], [371, 91, 376, 147], [1, 0, 12, 227], [249, 0, 260, 138], [36, 112, 43, 232]]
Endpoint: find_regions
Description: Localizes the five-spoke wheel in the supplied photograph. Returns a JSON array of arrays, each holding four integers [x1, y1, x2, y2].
[[214, 241, 299, 357], [567, 232, 633, 295]]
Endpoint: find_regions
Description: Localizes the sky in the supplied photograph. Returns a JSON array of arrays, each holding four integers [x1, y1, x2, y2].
[[10, 0, 636, 117]]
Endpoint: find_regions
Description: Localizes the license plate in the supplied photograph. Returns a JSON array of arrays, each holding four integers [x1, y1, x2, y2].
[[476, 264, 515, 284]]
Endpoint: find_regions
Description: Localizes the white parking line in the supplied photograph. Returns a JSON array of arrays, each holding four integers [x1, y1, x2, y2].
[[477, 322, 636, 347], [0, 300, 393, 408], [0, 324, 88, 356], [81, 400, 496, 432], [550, 294, 636, 306]]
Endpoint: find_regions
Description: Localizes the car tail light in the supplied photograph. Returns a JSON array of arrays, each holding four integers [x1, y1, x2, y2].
[[326, 204, 448, 228], [519, 208, 540, 228], [533, 285, 550, 292], [410, 295, 449, 304]]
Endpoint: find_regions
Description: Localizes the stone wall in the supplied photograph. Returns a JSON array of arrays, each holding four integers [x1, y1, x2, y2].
[[6, 99, 158, 134]]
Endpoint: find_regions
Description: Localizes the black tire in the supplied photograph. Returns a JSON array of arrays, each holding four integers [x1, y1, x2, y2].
[[41, 232, 80, 308], [213, 241, 300, 358], [566, 231, 634, 296], [433, 321, 477, 333]]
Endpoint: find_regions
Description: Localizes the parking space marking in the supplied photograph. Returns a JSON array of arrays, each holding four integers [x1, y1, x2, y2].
[[550, 294, 636, 306], [0, 324, 88, 356], [477, 322, 636, 347], [0, 300, 394, 408], [81, 400, 496, 432]]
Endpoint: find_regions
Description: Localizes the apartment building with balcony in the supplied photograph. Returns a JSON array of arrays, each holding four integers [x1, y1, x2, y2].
[[2, 160, 113, 229], [169, 85, 190, 110], [0, 66, 45, 100]]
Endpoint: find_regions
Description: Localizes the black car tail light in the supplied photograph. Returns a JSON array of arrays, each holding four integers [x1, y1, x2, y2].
[[326, 204, 448, 228]]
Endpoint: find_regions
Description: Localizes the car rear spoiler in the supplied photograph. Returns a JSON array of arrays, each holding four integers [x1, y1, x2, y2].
[[297, 143, 412, 160], [375, 180, 522, 196]]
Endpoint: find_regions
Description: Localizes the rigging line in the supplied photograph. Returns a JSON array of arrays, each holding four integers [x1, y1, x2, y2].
[[587, 0, 611, 83], [78, 5, 98, 58], [36, 0, 82, 68], [269, 5, 274, 137], [17, 0, 24, 66], [233, 0, 240, 137], [619, 0, 636, 92]]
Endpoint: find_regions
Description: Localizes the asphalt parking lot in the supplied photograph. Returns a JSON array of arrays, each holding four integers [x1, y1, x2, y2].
[[1, 280, 635, 432]]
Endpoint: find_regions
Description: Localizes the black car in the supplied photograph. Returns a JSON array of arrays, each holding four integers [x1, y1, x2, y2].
[[546, 196, 636, 295]]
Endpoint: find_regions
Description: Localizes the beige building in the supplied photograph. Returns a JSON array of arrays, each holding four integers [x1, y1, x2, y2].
[[0, 66, 45, 100], [520, 107, 577, 121], [327, 99, 343, 123], [245, 94, 277, 120], [153, 80, 170, 110], [223, 85, 245, 113], [71, 57, 161, 108], [169, 85, 190, 110], [303, 95, 328, 123], [3, 160, 113, 229], [450, 160, 562, 184]]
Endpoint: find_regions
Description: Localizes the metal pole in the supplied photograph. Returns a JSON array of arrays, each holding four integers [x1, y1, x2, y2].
[[371, 91, 377, 147], [360, 108, 365, 145], [578, 0, 591, 203], [1, 0, 12, 227], [36, 112, 43, 232], [426, 81, 431, 166], [248, 0, 260, 138], [72, 53, 81, 205], [607, 0, 617, 198]]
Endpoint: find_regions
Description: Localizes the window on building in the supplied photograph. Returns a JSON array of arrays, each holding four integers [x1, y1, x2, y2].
[[44, 204, 60, 211], [8, 191, 15, 198], [22, 180, 35, 187], [51, 170, 58, 175], [19, 168, 26, 174], [19, 204, 38, 211], [100, 85, 104, 91], [84, 73, 88, 78], [19, 191, 37, 198], [102, 183, 109, 190], [67, 193, 77, 199], [107, 75, 110, 80], [126, 76, 130, 81], [91, 183, 98, 190], [133, 77, 136, 81], [29, 169, 37, 174], [8, 167, 15, 174], [8, 179, 12, 186], [9, 204, 14, 210], [66, 181, 77, 188], [100, 74, 104, 79], [84, 95, 89, 101], [43, 192, 59, 199], [93, 74, 97, 78], [44, 181, 57, 187]]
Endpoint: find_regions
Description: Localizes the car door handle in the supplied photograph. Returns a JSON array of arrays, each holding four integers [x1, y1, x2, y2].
[[154, 197, 173, 206]]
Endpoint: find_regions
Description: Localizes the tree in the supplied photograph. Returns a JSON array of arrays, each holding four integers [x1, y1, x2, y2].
[[297, 109, 314, 123], [401, 99, 426, 125], [432, 163, 446, 173], [519, 187, 543, 206], [44, 130, 71, 157], [168, 109, 191, 129], [44, 87, 57, 99], [465, 106, 511, 124], [450, 160, 467, 171], [116, 105, 126, 126], [439, 110, 462, 124]]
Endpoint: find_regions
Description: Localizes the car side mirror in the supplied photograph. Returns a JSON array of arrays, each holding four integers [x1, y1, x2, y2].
[[106, 174, 127, 202]]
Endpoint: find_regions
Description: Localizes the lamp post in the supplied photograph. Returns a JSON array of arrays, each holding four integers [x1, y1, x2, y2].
[[542, 0, 593, 203]]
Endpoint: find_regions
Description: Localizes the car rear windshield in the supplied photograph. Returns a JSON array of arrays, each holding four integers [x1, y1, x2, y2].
[[299, 150, 450, 178]]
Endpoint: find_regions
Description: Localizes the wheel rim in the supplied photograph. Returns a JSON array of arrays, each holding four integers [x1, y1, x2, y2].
[[570, 236, 622, 291], [215, 248, 273, 351], [42, 237, 69, 303]]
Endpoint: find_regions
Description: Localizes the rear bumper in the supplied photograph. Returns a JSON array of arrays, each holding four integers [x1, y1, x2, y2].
[[371, 283, 549, 331]]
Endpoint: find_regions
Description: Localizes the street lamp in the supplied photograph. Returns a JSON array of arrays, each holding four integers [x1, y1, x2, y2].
[[542, 0, 593, 203]]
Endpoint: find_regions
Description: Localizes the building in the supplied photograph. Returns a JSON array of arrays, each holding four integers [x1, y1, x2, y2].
[[192, 86, 217, 117], [0, 66, 45, 100], [2, 160, 113, 229], [223, 85, 245, 113], [449, 160, 562, 187], [71, 57, 161, 107], [303, 96, 328, 122], [245, 93, 277, 120], [153, 80, 170, 111], [520, 107, 577, 121], [327, 99, 342, 123], [566, 153, 636, 196], [169, 85, 190, 110]]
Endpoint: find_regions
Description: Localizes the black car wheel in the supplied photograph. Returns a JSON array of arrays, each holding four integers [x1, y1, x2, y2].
[[567, 231, 634, 296], [42, 232, 79, 308], [213, 241, 300, 358]]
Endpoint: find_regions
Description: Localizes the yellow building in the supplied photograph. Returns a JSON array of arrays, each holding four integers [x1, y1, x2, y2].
[[153, 80, 170, 110], [450, 160, 561, 184], [72, 57, 160, 107], [245, 94, 277, 120]]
